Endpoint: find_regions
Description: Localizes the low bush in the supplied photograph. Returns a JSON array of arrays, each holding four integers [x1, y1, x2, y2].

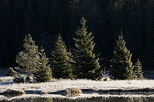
[[13, 75, 26, 83], [6, 67, 17, 77], [26, 76, 35, 83], [101, 77, 110, 81]]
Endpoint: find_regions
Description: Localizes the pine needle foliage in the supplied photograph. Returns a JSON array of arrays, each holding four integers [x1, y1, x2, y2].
[[134, 59, 144, 79], [16, 34, 39, 76], [110, 34, 134, 80], [51, 35, 73, 79], [34, 48, 52, 82], [73, 17, 102, 80]]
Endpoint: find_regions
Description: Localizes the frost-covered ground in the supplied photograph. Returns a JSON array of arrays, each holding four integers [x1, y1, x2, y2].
[[1, 94, 154, 101], [0, 77, 154, 100], [0, 77, 154, 93]]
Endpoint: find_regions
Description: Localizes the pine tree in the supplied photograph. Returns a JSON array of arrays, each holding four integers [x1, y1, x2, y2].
[[73, 17, 102, 80], [134, 59, 144, 79], [110, 34, 134, 80], [16, 34, 39, 76], [34, 48, 52, 82], [51, 35, 73, 79]]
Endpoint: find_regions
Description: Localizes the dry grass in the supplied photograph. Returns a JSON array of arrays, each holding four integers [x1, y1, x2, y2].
[[0, 77, 153, 93]]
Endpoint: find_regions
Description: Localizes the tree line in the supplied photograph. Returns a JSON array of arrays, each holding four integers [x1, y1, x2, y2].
[[0, 0, 154, 71], [7, 18, 143, 82]]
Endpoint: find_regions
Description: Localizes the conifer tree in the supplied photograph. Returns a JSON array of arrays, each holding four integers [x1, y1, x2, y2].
[[110, 34, 134, 80], [73, 17, 102, 80], [34, 48, 52, 82], [51, 35, 73, 79], [134, 59, 144, 79], [16, 34, 39, 76]]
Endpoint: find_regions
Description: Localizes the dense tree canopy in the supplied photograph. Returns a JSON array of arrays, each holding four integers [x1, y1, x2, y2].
[[0, 0, 153, 71]]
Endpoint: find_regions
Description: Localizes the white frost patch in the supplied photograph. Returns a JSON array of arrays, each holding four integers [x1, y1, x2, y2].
[[0, 77, 13, 82], [0, 94, 154, 101], [0, 77, 154, 93]]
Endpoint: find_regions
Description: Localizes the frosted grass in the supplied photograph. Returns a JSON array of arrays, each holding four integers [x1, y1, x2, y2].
[[0, 77, 154, 93]]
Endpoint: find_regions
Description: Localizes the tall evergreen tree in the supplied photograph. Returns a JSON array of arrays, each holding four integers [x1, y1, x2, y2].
[[16, 34, 39, 76], [73, 17, 102, 80], [51, 35, 73, 79], [133, 59, 144, 79], [34, 48, 52, 82], [110, 34, 134, 80]]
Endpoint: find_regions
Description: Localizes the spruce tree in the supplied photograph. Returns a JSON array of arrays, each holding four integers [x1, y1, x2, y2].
[[110, 34, 134, 80], [34, 48, 52, 82], [134, 59, 144, 79], [73, 17, 102, 80], [16, 34, 39, 76], [51, 35, 73, 79]]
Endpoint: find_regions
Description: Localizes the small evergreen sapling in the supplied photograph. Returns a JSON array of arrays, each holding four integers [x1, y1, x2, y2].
[[134, 59, 144, 79], [110, 34, 134, 80], [34, 48, 52, 82]]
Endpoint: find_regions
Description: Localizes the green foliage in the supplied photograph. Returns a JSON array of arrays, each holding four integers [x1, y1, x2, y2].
[[73, 17, 102, 80], [6, 67, 17, 77], [51, 35, 73, 79], [133, 59, 144, 79], [16, 34, 39, 76], [34, 48, 52, 82], [110, 34, 134, 80]]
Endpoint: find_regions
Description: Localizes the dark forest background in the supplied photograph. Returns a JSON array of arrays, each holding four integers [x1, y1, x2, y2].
[[0, 0, 154, 70]]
